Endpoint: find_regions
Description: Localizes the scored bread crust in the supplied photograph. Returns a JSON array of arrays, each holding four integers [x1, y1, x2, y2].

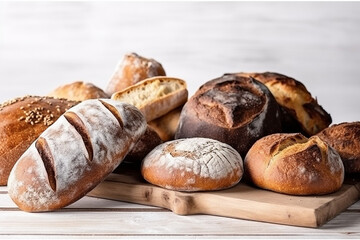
[[244, 133, 344, 195], [175, 74, 281, 158], [317, 122, 360, 173], [141, 138, 243, 192], [48, 81, 109, 101], [235, 72, 332, 136], [111, 76, 188, 122], [7, 99, 147, 212], [0, 96, 78, 186], [106, 52, 166, 95]]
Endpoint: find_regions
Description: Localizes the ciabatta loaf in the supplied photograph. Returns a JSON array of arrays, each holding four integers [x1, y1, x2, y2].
[[0, 96, 78, 186], [111, 76, 188, 122], [8, 99, 146, 212]]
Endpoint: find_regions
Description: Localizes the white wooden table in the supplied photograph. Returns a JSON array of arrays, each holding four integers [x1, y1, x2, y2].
[[1, 2, 360, 239], [1, 185, 360, 239]]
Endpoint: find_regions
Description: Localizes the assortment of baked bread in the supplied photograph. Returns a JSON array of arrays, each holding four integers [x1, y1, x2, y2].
[[1, 52, 359, 212]]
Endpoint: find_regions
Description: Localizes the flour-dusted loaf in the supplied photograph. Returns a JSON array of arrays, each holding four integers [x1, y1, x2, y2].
[[111, 76, 188, 122], [48, 81, 109, 101], [0, 96, 78, 186], [235, 72, 332, 136], [244, 133, 344, 195], [175, 74, 282, 157], [106, 53, 166, 95], [317, 122, 360, 174], [141, 138, 244, 192], [8, 99, 147, 212]]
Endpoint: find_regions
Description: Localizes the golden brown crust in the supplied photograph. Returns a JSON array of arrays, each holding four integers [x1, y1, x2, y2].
[[175, 74, 282, 157], [141, 138, 243, 192], [48, 81, 109, 101], [0, 96, 78, 185], [317, 122, 360, 173], [234, 72, 332, 136], [111, 77, 188, 122], [244, 133, 344, 195], [148, 106, 182, 141], [106, 53, 166, 95]]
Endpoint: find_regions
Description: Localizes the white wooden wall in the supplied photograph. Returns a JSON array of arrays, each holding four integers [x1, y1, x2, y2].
[[1, 2, 359, 123]]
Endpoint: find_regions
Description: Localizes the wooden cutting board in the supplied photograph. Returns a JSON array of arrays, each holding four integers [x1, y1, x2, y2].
[[88, 163, 360, 228]]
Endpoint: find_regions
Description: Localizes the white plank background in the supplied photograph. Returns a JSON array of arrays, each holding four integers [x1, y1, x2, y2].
[[1, 2, 360, 239], [0, 2, 360, 124]]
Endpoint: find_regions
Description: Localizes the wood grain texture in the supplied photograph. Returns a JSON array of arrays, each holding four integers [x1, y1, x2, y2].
[[88, 169, 360, 228]]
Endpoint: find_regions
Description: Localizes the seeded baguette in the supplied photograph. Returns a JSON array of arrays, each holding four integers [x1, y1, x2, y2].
[[111, 76, 188, 122], [7, 99, 147, 212], [0, 96, 78, 185]]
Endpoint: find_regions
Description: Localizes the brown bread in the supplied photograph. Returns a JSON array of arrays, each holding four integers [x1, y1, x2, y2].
[[0, 96, 78, 185]]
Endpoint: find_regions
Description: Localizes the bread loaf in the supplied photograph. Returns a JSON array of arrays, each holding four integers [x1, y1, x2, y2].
[[141, 138, 243, 191], [7, 99, 147, 212], [106, 53, 166, 95], [175, 74, 282, 157], [111, 76, 188, 122], [48, 81, 109, 101], [244, 133, 344, 195], [235, 72, 332, 136], [317, 122, 360, 173], [148, 106, 182, 141], [122, 125, 162, 164], [0, 96, 78, 186]]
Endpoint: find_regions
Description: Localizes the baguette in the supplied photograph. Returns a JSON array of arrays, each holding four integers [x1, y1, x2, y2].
[[0, 96, 78, 185], [7, 99, 147, 212], [111, 76, 188, 122]]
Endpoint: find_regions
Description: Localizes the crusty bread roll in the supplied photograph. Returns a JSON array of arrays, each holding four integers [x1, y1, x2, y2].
[[148, 106, 182, 141], [175, 74, 282, 157], [7, 99, 147, 212], [122, 125, 162, 164], [0, 96, 78, 186], [106, 53, 166, 95], [244, 133, 344, 195], [48, 81, 109, 101], [317, 122, 360, 174], [111, 76, 188, 122], [235, 72, 332, 136], [141, 138, 243, 192]]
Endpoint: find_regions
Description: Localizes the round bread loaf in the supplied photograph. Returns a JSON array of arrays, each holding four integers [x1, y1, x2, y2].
[[244, 133, 344, 195], [317, 122, 360, 173], [235, 72, 332, 136], [0, 96, 78, 186], [175, 74, 282, 157], [141, 138, 243, 192], [106, 52, 166, 95], [48, 81, 109, 101]]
